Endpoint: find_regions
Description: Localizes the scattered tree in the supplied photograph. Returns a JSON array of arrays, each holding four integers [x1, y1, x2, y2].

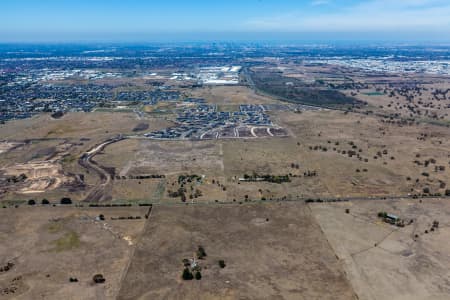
[[197, 246, 207, 259], [218, 260, 226, 268], [194, 271, 202, 280], [182, 268, 194, 280], [60, 197, 72, 205], [92, 274, 105, 284]]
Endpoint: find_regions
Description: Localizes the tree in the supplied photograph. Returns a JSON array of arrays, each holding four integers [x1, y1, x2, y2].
[[182, 259, 190, 267], [41, 199, 50, 205], [60, 197, 72, 205], [28, 199, 36, 206], [194, 271, 202, 280], [378, 212, 387, 218], [197, 246, 207, 259], [92, 274, 105, 284], [182, 268, 193, 280], [218, 260, 226, 268]]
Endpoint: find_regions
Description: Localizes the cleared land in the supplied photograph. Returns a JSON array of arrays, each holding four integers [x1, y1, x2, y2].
[[190, 86, 280, 105], [311, 198, 450, 300], [0, 112, 171, 203]]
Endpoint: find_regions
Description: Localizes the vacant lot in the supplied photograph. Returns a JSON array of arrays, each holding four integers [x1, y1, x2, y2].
[[118, 202, 355, 300], [311, 198, 450, 300], [97, 139, 224, 178], [0, 206, 147, 299], [0, 113, 171, 202], [190, 86, 279, 105]]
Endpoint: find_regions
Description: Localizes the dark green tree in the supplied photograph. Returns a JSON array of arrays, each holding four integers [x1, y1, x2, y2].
[[182, 268, 193, 280], [218, 260, 226, 268], [195, 271, 202, 280]]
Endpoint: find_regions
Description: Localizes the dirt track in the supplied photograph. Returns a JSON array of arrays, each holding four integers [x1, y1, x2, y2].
[[79, 135, 124, 202]]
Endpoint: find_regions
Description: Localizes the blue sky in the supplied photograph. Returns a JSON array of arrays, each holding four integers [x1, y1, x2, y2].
[[1, 0, 450, 42]]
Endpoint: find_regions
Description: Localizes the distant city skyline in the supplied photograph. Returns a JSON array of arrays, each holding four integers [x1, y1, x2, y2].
[[1, 0, 450, 42]]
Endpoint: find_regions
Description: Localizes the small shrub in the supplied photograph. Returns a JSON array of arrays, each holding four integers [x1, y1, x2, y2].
[[218, 260, 226, 268], [378, 212, 387, 218], [182, 259, 190, 267], [197, 246, 207, 259]]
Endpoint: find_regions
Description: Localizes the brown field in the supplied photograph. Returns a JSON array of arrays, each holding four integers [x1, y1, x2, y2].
[[111, 179, 165, 203], [190, 86, 279, 105], [0, 113, 171, 203], [85, 109, 450, 203], [118, 202, 355, 300], [0, 206, 147, 299], [96, 139, 224, 178], [266, 61, 450, 123], [2, 79, 448, 205], [311, 198, 450, 300], [1, 69, 450, 300]]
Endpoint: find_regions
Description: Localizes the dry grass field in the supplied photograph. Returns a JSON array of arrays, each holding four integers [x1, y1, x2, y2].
[[0, 206, 147, 299], [268, 61, 450, 123], [310, 198, 450, 300], [118, 202, 356, 300], [1, 71, 450, 300], [96, 139, 224, 178], [88, 109, 450, 203], [190, 86, 279, 105]]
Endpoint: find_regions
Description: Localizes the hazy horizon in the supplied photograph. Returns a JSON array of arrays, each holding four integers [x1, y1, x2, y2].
[[2, 0, 450, 43]]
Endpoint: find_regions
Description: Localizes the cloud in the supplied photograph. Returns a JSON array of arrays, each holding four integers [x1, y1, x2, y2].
[[244, 0, 450, 32], [311, 0, 330, 6]]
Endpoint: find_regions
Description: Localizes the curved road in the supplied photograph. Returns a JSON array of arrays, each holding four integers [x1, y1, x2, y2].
[[79, 135, 124, 202]]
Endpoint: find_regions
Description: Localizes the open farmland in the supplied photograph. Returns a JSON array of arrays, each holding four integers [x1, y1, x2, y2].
[[311, 198, 450, 300], [118, 202, 356, 300], [87, 108, 450, 204], [1, 42, 450, 300], [0, 206, 148, 299]]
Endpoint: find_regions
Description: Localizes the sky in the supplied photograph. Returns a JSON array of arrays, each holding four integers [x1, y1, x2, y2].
[[1, 0, 450, 42]]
